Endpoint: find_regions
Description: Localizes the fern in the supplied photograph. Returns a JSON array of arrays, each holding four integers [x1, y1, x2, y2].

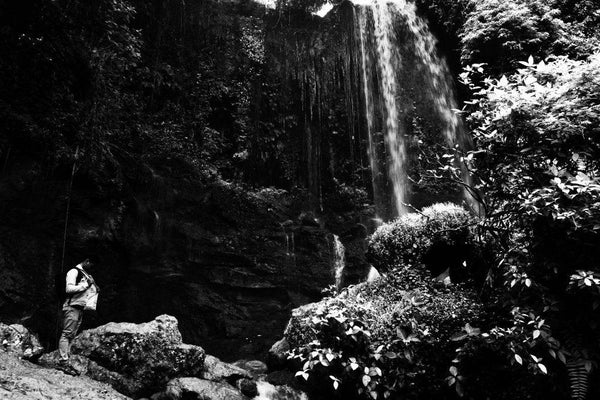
[[559, 327, 593, 400], [566, 359, 590, 400]]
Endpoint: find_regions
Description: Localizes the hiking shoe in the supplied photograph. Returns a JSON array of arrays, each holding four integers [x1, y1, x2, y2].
[[56, 361, 80, 376]]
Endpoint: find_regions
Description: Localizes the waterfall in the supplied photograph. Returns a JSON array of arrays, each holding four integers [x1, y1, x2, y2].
[[372, 1, 408, 216], [353, 0, 469, 218], [358, 8, 388, 220], [332, 234, 346, 290], [356, 1, 407, 217], [274, 0, 471, 219]]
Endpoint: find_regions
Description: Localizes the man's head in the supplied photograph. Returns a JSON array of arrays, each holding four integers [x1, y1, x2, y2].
[[82, 258, 94, 269]]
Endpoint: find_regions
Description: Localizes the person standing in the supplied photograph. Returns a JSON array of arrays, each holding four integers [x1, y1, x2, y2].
[[57, 259, 96, 376]]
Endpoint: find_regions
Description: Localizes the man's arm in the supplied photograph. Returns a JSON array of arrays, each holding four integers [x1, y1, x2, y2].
[[65, 268, 89, 294]]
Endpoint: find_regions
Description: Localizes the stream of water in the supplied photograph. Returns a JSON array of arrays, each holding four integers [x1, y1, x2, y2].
[[254, 380, 309, 400], [354, 0, 468, 218]]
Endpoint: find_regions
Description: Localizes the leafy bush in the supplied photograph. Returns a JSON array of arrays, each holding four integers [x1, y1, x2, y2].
[[367, 203, 477, 278], [286, 264, 487, 399], [425, 54, 600, 398]]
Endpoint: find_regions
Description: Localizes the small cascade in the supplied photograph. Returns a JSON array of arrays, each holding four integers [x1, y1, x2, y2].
[[367, 265, 381, 282], [332, 234, 346, 290], [281, 224, 296, 263], [288, 232, 295, 260], [153, 210, 161, 232], [253, 380, 308, 400]]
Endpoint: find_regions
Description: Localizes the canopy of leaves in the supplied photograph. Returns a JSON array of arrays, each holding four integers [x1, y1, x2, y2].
[[460, 0, 597, 73]]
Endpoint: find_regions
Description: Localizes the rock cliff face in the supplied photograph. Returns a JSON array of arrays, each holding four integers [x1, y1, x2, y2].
[[0, 0, 386, 362], [0, 153, 370, 361]]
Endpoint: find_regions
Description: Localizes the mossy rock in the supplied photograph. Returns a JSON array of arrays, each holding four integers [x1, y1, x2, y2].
[[70, 315, 205, 397]]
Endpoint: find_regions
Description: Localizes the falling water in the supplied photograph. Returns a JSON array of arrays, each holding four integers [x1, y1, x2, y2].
[[354, 0, 469, 217], [332, 234, 346, 290], [358, 9, 387, 220], [280, 223, 296, 265], [399, 1, 476, 203], [356, 1, 407, 216], [400, 0, 461, 146], [253, 380, 308, 400]]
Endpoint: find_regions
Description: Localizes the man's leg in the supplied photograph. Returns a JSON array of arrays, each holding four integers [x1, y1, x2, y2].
[[58, 306, 83, 361]]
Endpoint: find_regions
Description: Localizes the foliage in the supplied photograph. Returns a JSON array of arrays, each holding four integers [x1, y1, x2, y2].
[[460, 0, 597, 73], [0, 0, 141, 156], [367, 203, 477, 277], [415, 0, 471, 36], [323, 180, 369, 213], [286, 264, 486, 399], [425, 54, 600, 398]]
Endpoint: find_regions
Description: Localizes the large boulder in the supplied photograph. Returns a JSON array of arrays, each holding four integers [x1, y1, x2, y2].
[[0, 322, 44, 360], [41, 315, 205, 397], [0, 351, 131, 400], [164, 377, 247, 400]]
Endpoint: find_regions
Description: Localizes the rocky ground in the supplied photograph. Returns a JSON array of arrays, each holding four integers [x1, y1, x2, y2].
[[0, 351, 130, 400], [0, 315, 305, 400]]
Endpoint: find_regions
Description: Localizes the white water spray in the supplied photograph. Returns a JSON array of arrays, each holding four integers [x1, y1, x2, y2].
[[253, 381, 308, 400], [332, 234, 346, 290]]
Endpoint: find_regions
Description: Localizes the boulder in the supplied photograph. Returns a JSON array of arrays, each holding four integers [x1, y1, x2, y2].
[[265, 370, 297, 387], [267, 337, 290, 370], [39, 353, 144, 395], [165, 377, 247, 400], [200, 354, 252, 383], [232, 359, 267, 376], [0, 351, 131, 400], [298, 212, 321, 227], [41, 315, 205, 397], [0, 322, 44, 360]]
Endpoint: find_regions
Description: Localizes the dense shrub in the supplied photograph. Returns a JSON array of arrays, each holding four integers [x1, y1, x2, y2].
[[428, 54, 600, 398], [286, 264, 488, 399], [367, 203, 477, 278]]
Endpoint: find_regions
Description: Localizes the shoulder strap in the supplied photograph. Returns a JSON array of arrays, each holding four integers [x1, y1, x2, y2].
[[66, 268, 79, 305], [77, 267, 97, 289]]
